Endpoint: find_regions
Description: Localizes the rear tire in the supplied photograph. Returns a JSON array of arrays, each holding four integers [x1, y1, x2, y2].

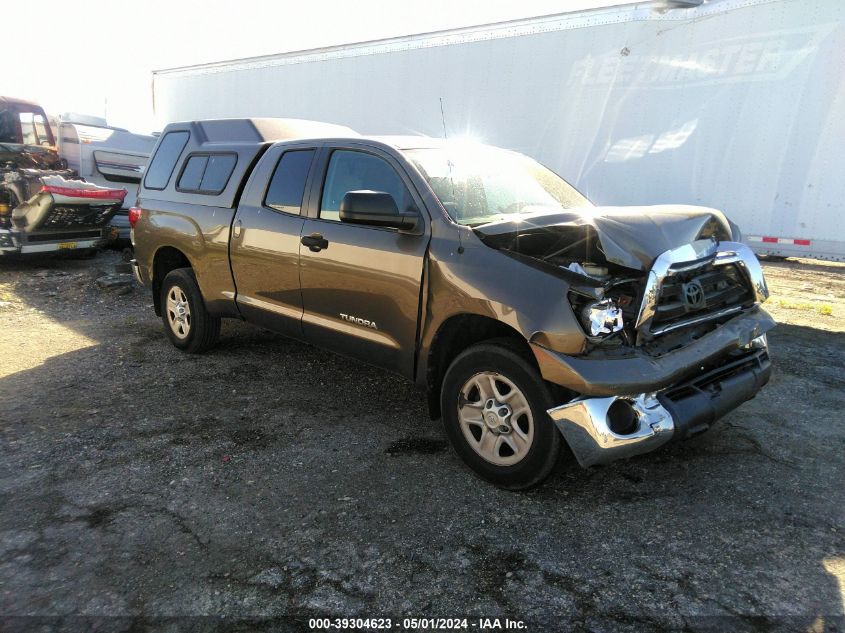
[[160, 268, 220, 353], [440, 338, 562, 490]]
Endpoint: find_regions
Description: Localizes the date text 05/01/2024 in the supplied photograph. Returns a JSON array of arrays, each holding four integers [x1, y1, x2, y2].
[[308, 617, 527, 630]]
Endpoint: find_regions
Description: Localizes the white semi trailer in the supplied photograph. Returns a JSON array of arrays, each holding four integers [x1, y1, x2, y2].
[[152, 0, 845, 261]]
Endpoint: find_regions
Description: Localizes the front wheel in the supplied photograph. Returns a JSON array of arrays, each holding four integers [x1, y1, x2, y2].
[[160, 268, 220, 353], [440, 339, 562, 489]]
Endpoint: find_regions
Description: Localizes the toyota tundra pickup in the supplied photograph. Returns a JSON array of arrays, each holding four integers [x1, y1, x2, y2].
[[131, 118, 773, 489]]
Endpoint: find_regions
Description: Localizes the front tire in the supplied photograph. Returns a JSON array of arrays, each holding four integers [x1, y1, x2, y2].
[[160, 268, 220, 353], [440, 338, 562, 489]]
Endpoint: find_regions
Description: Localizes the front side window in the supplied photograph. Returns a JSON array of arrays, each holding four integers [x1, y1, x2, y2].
[[405, 145, 591, 226], [177, 153, 237, 194], [264, 150, 315, 214], [145, 131, 190, 190], [319, 150, 412, 222]]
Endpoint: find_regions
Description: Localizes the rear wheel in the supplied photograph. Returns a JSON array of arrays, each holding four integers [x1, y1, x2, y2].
[[440, 338, 562, 489], [160, 268, 220, 353]]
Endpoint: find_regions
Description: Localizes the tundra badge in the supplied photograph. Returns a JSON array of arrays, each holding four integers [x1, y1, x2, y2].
[[340, 313, 378, 329]]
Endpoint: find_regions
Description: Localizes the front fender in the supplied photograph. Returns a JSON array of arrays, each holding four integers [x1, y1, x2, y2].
[[419, 225, 588, 367]]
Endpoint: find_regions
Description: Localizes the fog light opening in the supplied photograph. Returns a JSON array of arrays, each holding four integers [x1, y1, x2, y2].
[[607, 399, 639, 435]]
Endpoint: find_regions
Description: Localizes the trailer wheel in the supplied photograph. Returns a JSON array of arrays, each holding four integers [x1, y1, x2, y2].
[[160, 268, 220, 353], [440, 338, 562, 489]]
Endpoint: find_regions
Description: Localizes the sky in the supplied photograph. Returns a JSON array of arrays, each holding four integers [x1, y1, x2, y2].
[[4, 0, 630, 134]]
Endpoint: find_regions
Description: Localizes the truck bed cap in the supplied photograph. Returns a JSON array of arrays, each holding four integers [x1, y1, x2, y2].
[[168, 118, 359, 144]]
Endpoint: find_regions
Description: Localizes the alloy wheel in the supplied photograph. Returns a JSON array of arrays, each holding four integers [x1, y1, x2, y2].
[[166, 285, 192, 339], [457, 371, 534, 466]]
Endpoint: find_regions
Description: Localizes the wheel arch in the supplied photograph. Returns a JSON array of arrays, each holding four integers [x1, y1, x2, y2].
[[151, 245, 192, 316], [424, 313, 537, 420]]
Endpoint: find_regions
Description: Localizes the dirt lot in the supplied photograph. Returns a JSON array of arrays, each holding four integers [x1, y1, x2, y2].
[[0, 252, 843, 632]]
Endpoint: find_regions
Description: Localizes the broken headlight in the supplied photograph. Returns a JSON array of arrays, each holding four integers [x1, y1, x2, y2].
[[743, 333, 768, 350], [580, 299, 624, 337]]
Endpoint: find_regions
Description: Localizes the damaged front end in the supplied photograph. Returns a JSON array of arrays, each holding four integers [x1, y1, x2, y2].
[[1, 158, 126, 255], [546, 327, 771, 467], [474, 206, 774, 467]]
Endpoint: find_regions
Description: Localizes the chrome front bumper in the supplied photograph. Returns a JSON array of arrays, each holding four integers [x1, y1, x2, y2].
[[549, 343, 771, 468], [549, 393, 674, 468]]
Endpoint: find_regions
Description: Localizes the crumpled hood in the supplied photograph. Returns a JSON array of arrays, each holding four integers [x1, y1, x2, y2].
[[473, 205, 736, 271]]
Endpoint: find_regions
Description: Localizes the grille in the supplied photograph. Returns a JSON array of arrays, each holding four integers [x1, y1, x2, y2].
[[40, 204, 117, 230], [651, 262, 753, 332]]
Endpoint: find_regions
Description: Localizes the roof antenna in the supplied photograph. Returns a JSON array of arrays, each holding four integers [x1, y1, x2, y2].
[[440, 96, 464, 253]]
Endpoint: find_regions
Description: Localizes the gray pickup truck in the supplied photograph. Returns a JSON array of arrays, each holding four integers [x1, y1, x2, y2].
[[131, 118, 773, 488]]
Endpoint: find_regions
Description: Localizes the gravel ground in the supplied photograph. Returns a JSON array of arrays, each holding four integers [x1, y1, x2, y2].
[[0, 251, 843, 632]]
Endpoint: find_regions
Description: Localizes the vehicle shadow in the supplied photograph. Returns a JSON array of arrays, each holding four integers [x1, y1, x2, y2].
[[1, 254, 843, 625]]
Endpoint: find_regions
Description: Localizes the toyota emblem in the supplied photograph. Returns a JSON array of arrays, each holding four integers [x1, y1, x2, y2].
[[682, 280, 706, 310]]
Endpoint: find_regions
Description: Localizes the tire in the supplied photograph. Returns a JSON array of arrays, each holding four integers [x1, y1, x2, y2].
[[160, 268, 221, 353], [440, 338, 562, 490]]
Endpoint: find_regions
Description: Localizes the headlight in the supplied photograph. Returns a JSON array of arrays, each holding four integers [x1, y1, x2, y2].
[[744, 333, 767, 350], [581, 299, 624, 337]]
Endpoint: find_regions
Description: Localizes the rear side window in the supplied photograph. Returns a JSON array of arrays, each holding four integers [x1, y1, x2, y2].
[[177, 153, 237, 194], [264, 150, 315, 214], [144, 131, 189, 190]]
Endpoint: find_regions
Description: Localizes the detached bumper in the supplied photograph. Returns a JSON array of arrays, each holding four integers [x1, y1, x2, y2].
[[548, 347, 771, 467], [532, 307, 775, 397]]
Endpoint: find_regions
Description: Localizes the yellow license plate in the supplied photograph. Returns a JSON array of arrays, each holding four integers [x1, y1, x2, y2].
[[57, 242, 78, 250]]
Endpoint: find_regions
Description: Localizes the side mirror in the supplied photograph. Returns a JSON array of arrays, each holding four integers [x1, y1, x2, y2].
[[339, 190, 418, 230]]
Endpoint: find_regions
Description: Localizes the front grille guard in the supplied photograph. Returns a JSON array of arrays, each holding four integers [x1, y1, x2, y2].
[[635, 240, 769, 341]]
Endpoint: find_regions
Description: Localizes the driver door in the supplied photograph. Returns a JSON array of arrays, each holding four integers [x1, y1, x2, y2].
[[298, 146, 429, 378]]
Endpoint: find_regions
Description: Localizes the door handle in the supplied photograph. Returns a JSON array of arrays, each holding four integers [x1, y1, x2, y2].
[[232, 219, 242, 239], [301, 233, 329, 252]]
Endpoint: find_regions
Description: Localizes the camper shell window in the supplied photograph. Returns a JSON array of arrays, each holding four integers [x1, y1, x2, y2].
[[176, 153, 238, 195], [144, 131, 190, 190]]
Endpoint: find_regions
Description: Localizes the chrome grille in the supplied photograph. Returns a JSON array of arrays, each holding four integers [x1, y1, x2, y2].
[[651, 262, 753, 333], [634, 241, 769, 342]]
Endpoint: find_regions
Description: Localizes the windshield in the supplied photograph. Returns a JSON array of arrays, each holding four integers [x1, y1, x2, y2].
[[405, 146, 591, 226]]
